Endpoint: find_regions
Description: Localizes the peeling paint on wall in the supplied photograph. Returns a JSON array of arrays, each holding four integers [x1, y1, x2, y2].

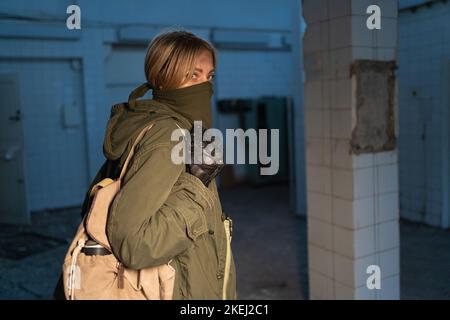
[[350, 60, 397, 154]]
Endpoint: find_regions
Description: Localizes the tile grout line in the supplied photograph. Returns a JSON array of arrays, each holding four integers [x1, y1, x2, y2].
[[325, 9, 337, 299]]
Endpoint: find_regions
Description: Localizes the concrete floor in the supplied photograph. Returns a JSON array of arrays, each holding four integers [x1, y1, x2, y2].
[[0, 183, 448, 299]]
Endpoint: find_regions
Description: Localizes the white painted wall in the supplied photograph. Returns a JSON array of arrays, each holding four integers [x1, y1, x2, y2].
[[0, 0, 299, 211], [0, 0, 292, 31], [0, 59, 89, 210]]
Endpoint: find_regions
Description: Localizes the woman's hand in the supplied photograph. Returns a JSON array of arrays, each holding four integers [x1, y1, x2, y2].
[[187, 127, 224, 187]]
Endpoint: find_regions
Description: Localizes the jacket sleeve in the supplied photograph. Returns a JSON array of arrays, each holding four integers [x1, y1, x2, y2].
[[106, 142, 214, 270]]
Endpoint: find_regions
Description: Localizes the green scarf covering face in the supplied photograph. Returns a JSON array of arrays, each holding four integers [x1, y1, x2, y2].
[[152, 81, 214, 129]]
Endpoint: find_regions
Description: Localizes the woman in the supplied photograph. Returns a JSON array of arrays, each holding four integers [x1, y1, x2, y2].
[[85, 30, 237, 300]]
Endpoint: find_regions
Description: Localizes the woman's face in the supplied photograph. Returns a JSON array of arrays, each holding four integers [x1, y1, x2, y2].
[[179, 50, 215, 89]]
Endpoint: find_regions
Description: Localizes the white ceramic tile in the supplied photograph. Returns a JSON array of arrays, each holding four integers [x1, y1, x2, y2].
[[332, 168, 354, 200], [308, 244, 334, 278], [377, 164, 399, 193], [376, 47, 397, 61], [306, 138, 331, 166], [333, 225, 354, 257], [376, 220, 400, 251], [331, 78, 353, 110], [332, 197, 354, 229], [377, 192, 399, 223], [304, 80, 323, 109], [303, 52, 324, 82], [320, 21, 330, 51], [334, 280, 355, 300], [355, 286, 377, 300], [309, 269, 335, 300], [307, 191, 333, 222], [377, 17, 398, 48], [303, 22, 322, 54], [354, 167, 375, 199], [329, 0, 352, 19], [379, 247, 400, 278], [307, 165, 332, 194], [330, 47, 353, 79], [352, 153, 374, 169], [351, 15, 375, 47], [330, 16, 352, 49], [378, 274, 400, 300], [332, 138, 352, 170], [322, 79, 332, 109], [354, 253, 379, 288], [322, 109, 332, 138], [308, 216, 333, 250], [355, 225, 376, 258], [352, 46, 376, 60], [305, 109, 324, 138], [305, 109, 331, 139], [303, 51, 328, 81], [332, 109, 352, 139], [354, 197, 376, 228], [374, 150, 398, 166], [333, 252, 355, 287], [303, 0, 329, 24]]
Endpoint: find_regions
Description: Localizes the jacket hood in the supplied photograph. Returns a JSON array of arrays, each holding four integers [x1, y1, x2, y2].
[[103, 90, 192, 161]]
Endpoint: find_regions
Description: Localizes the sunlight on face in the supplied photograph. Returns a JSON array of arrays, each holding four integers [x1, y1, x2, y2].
[[179, 49, 215, 89]]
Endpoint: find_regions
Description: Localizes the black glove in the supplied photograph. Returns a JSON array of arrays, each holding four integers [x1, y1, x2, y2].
[[187, 127, 224, 187]]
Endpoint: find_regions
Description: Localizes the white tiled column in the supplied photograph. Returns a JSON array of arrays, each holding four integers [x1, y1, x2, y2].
[[303, 0, 400, 299]]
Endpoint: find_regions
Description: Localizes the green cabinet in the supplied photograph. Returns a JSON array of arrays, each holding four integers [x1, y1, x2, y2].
[[217, 96, 290, 186], [243, 96, 290, 185]]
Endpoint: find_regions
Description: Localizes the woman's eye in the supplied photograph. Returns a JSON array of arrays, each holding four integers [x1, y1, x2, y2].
[[191, 73, 198, 79], [208, 74, 215, 80]]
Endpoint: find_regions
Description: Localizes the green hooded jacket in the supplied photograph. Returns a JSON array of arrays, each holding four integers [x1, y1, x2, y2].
[[81, 83, 237, 300]]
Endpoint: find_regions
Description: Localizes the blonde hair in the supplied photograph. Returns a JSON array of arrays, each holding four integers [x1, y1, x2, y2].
[[144, 29, 217, 91]]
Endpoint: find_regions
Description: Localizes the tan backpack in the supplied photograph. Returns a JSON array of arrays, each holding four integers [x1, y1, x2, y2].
[[62, 122, 176, 300]]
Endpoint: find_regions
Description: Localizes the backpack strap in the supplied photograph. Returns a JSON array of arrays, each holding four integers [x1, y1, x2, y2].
[[118, 122, 155, 180]]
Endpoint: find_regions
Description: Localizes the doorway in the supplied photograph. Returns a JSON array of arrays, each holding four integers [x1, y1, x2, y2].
[[0, 73, 29, 224], [0, 59, 89, 214]]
